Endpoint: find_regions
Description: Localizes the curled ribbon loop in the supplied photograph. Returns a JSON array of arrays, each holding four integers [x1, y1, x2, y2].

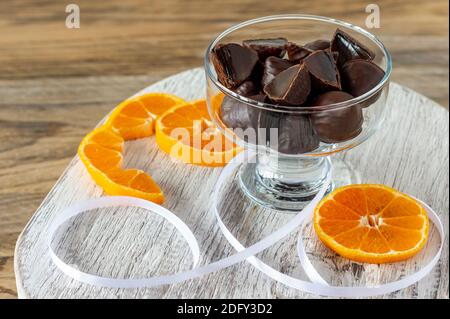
[[48, 151, 444, 296]]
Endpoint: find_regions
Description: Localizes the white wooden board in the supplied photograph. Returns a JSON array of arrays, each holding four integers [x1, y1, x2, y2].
[[14, 68, 449, 299]]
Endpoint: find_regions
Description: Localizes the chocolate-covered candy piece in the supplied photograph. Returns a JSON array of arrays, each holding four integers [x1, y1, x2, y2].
[[341, 59, 385, 97], [285, 42, 312, 62], [258, 111, 319, 154], [220, 96, 259, 131], [248, 93, 267, 104], [311, 91, 363, 143], [313, 91, 354, 105], [304, 39, 330, 51], [250, 60, 264, 82], [261, 56, 295, 87], [235, 80, 260, 96], [220, 94, 266, 144], [303, 50, 341, 91], [286, 40, 331, 62], [263, 64, 311, 106], [331, 51, 339, 62], [277, 115, 320, 154], [331, 28, 375, 66], [210, 43, 259, 89], [243, 37, 287, 61]]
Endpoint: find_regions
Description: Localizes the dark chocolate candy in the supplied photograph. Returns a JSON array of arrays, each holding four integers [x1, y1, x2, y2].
[[220, 94, 266, 144], [313, 90, 353, 105], [303, 50, 341, 91], [263, 64, 311, 106], [261, 56, 295, 87], [210, 43, 259, 89], [277, 114, 320, 154], [304, 39, 330, 51], [258, 111, 320, 154], [331, 51, 339, 62], [220, 96, 257, 130], [248, 93, 268, 103], [311, 91, 363, 143], [235, 80, 260, 96], [341, 59, 385, 97], [243, 37, 287, 61], [331, 28, 375, 66], [285, 42, 312, 62]]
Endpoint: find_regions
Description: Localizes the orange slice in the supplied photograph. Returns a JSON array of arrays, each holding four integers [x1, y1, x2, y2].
[[102, 168, 164, 204], [78, 128, 124, 173], [78, 93, 237, 202], [105, 93, 186, 140], [137, 93, 186, 120], [78, 127, 164, 203], [106, 99, 154, 140], [314, 184, 429, 264], [155, 99, 241, 166]]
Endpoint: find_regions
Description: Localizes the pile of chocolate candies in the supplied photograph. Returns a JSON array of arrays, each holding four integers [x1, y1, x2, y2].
[[210, 29, 385, 154]]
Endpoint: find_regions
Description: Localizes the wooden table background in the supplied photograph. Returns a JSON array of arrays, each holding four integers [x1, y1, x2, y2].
[[0, 0, 448, 298]]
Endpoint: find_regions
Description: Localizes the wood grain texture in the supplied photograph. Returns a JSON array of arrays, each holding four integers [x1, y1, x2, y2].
[[0, 0, 448, 298], [14, 68, 449, 299]]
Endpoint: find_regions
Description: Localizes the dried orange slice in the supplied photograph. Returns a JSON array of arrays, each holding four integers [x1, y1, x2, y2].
[[314, 184, 429, 264], [105, 93, 186, 140], [78, 127, 164, 203], [155, 99, 241, 166]]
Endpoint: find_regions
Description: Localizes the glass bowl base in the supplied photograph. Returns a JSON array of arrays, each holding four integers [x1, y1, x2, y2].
[[237, 157, 361, 212]]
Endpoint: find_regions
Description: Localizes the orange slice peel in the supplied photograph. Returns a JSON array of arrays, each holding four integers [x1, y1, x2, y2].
[[78, 126, 164, 203], [104, 93, 185, 140], [78, 93, 187, 204], [314, 184, 429, 264], [78, 92, 240, 204], [155, 100, 241, 167]]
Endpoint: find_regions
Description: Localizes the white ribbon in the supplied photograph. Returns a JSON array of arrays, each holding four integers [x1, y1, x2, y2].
[[48, 197, 201, 288], [48, 151, 445, 296], [212, 152, 445, 297]]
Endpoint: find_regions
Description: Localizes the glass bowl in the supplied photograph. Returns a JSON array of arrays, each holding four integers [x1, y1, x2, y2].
[[204, 14, 392, 211]]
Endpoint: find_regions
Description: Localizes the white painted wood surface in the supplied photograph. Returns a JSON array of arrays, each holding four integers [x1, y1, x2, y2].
[[14, 68, 449, 299]]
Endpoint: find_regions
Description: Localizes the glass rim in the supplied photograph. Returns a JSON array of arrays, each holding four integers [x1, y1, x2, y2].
[[204, 14, 392, 114]]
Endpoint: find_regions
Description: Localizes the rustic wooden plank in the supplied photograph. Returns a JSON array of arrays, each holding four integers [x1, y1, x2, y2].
[[14, 68, 449, 299], [0, 0, 448, 106]]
